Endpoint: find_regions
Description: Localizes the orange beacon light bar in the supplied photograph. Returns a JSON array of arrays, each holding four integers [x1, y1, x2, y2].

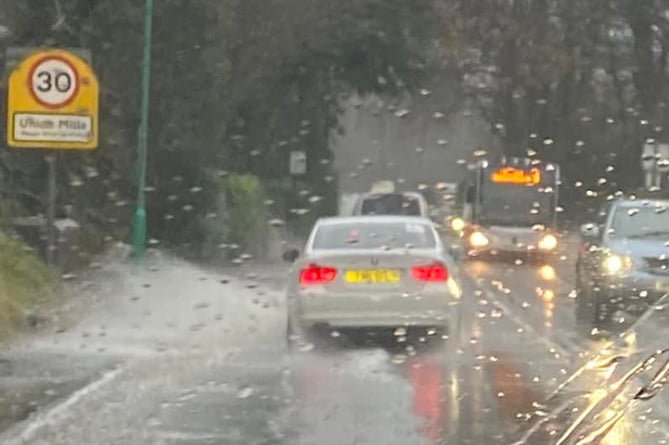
[[490, 167, 542, 185]]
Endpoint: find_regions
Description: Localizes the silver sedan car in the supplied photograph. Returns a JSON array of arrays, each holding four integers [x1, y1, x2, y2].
[[283, 216, 462, 346]]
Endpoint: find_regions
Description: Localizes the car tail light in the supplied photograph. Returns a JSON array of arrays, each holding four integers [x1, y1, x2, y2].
[[412, 262, 449, 282], [299, 264, 337, 285]]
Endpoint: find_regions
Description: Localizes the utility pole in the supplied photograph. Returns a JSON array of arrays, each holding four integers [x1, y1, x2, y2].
[[132, 0, 154, 259]]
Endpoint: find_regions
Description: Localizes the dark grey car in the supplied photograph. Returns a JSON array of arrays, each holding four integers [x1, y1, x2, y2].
[[576, 199, 669, 328]]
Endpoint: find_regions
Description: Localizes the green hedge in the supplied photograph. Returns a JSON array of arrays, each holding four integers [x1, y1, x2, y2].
[[0, 234, 54, 337], [200, 173, 269, 260]]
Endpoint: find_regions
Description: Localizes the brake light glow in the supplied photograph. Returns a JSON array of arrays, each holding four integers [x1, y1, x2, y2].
[[412, 262, 449, 282], [299, 264, 337, 285]]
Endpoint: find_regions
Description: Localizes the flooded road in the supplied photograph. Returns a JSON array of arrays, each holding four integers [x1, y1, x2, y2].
[[0, 242, 668, 444]]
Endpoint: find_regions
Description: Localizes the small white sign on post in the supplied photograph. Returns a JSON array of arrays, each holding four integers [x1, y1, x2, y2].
[[289, 150, 307, 175], [13, 113, 92, 143], [657, 144, 669, 173]]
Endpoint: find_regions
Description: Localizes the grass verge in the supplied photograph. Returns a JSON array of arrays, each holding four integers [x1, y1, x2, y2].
[[0, 234, 55, 339]]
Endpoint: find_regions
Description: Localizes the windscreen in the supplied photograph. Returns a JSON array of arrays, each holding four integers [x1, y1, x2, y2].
[[609, 204, 669, 238], [359, 194, 422, 216], [477, 167, 557, 226], [312, 221, 436, 250]]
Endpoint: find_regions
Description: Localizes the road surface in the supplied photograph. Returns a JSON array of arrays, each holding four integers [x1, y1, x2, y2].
[[0, 237, 668, 444]]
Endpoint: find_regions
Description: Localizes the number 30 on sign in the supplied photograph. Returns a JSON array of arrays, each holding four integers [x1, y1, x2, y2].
[[29, 56, 79, 108]]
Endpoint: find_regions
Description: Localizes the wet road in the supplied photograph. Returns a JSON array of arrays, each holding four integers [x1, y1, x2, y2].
[[1, 239, 669, 444]]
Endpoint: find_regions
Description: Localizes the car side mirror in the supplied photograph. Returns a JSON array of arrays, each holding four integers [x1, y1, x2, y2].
[[282, 248, 300, 263], [580, 223, 600, 239]]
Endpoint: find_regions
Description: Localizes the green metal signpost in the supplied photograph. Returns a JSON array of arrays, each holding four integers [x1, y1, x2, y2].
[[132, 0, 154, 260]]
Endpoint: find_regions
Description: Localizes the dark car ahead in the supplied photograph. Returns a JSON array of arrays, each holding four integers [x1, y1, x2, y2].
[[352, 192, 429, 218], [576, 199, 669, 328]]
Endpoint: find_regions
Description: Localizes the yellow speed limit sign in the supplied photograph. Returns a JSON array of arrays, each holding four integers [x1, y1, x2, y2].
[[6, 49, 99, 150]]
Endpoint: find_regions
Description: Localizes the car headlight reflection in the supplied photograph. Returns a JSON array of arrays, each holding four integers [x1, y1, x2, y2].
[[538, 234, 558, 251], [603, 255, 633, 274], [469, 231, 489, 248]]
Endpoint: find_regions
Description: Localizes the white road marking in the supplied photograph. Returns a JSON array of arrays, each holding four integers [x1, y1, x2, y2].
[[3, 366, 125, 445], [477, 280, 574, 360]]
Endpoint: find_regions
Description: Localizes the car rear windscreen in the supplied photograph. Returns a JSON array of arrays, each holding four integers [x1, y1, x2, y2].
[[359, 194, 421, 216], [313, 221, 436, 250]]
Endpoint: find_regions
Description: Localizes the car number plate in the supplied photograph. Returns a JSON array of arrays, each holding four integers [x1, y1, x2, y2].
[[345, 269, 400, 284], [656, 281, 669, 292]]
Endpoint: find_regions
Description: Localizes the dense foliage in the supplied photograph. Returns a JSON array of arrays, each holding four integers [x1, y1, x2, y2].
[[0, 0, 667, 254]]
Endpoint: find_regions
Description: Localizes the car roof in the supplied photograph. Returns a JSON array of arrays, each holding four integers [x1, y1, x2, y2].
[[359, 191, 425, 200], [612, 199, 669, 208], [316, 215, 434, 226]]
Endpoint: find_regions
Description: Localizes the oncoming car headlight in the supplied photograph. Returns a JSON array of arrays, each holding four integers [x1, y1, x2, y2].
[[538, 234, 558, 251], [451, 217, 465, 232], [469, 231, 489, 248], [603, 254, 633, 274]]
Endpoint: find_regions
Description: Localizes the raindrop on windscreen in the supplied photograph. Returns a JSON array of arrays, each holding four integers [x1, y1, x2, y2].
[[84, 166, 99, 178], [543, 138, 554, 145], [70, 176, 84, 187], [308, 196, 323, 204], [395, 109, 410, 118], [392, 354, 407, 364], [393, 328, 407, 337], [433, 111, 444, 119], [491, 307, 503, 318], [268, 218, 285, 227], [237, 387, 254, 399], [419, 88, 430, 96], [627, 208, 640, 216]]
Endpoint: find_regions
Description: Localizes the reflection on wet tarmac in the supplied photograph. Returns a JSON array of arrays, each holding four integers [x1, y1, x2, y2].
[[284, 248, 669, 445]]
